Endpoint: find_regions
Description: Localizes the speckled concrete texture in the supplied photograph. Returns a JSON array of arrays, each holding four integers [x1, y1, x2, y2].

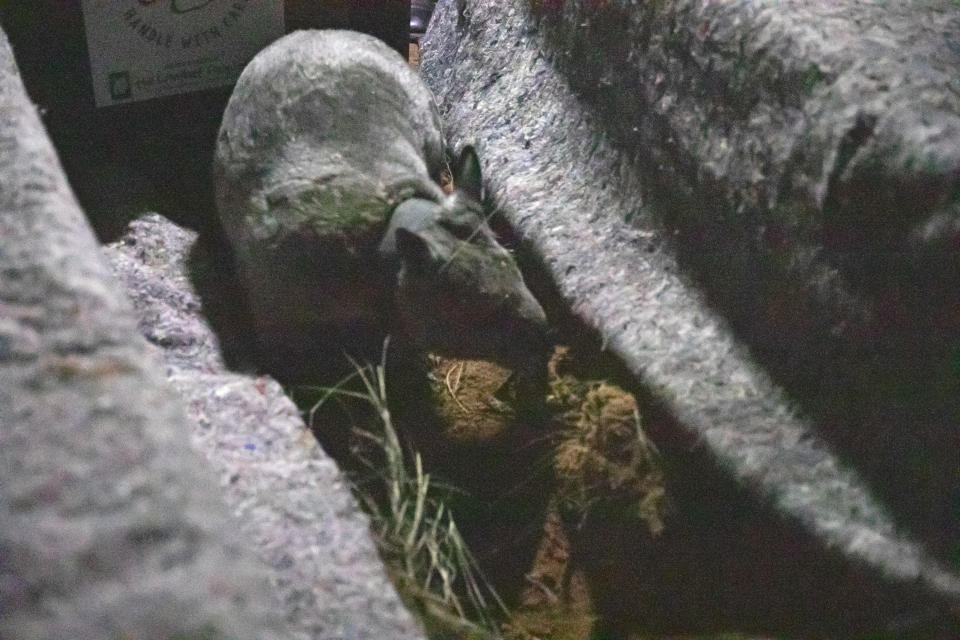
[[421, 0, 960, 635], [527, 0, 960, 568], [104, 214, 427, 640], [0, 28, 294, 640]]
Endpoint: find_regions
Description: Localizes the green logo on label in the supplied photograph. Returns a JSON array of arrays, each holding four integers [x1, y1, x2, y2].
[[108, 71, 132, 100]]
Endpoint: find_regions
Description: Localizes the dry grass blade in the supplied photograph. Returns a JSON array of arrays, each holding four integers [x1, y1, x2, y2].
[[444, 361, 470, 413], [303, 338, 507, 638]]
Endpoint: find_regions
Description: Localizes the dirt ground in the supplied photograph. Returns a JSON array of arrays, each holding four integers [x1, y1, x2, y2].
[[424, 347, 666, 640]]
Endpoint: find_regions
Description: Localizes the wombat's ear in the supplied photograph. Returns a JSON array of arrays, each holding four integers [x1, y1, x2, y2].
[[396, 228, 440, 274], [453, 145, 483, 203]]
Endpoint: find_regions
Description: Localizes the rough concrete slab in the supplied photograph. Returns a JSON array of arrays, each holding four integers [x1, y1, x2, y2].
[[0, 28, 294, 640], [103, 214, 426, 640], [421, 0, 960, 635]]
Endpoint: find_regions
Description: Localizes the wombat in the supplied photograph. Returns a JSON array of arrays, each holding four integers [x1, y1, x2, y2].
[[213, 29, 548, 376]]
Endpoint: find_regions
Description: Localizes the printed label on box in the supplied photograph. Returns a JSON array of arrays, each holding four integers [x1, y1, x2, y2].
[[81, 0, 284, 107]]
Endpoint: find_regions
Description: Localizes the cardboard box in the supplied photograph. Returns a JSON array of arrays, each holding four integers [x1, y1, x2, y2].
[[0, 1, 410, 237]]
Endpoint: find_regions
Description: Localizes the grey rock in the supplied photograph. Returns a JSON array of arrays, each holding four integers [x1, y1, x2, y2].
[[0, 27, 292, 640], [104, 214, 426, 640], [421, 0, 960, 635], [214, 29, 548, 382]]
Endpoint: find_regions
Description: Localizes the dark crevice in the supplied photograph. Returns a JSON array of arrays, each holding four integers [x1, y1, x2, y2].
[[821, 110, 878, 245], [501, 225, 956, 637]]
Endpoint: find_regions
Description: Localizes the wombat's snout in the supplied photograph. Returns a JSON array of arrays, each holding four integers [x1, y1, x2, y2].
[[513, 290, 552, 352], [522, 292, 548, 328]]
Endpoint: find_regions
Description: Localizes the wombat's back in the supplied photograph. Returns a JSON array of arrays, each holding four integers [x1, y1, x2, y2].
[[215, 29, 446, 253]]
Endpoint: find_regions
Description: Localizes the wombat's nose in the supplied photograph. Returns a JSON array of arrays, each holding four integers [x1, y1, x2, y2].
[[519, 292, 548, 330], [518, 294, 552, 349]]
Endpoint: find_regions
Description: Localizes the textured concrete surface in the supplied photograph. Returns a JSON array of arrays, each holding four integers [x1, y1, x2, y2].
[[104, 214, 426, 640], [421, 1, 960, 635], [0, 28, 294, 640], [529, 0, 960, 568]]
